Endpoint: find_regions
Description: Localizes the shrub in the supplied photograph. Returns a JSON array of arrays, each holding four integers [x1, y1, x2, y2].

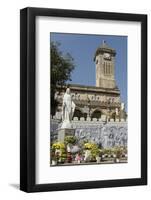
[[64, 136, 77, 145], [111, 146, 124, 158], [102, 148, 112, 155]]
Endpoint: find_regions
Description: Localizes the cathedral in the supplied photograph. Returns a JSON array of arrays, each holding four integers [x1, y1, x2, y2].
[[53, 41, 127, 122]]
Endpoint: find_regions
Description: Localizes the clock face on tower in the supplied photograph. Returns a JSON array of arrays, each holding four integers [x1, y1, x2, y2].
[[104, 53, 111, 60]]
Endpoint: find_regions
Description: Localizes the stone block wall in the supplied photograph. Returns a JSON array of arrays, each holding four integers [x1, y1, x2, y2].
[[50, 118, 127, 149]]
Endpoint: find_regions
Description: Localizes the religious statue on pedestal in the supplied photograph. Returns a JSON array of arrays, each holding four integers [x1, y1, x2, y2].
[[61, 88, 75, 129]]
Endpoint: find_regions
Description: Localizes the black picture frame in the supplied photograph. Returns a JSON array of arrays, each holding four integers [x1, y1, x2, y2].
[[20, 7, 147, 192]]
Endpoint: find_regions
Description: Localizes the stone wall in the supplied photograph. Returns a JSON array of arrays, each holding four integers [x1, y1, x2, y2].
[[51, 117, 127, 149]]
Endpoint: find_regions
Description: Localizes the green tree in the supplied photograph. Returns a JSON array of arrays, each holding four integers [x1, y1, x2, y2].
[[51, 41, 75, 116]]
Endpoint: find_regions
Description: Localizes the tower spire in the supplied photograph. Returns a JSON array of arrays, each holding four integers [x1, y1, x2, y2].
[[95, 41, 116, 89]]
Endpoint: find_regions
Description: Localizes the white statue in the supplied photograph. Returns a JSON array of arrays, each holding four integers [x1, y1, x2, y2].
[[121, 102, 125, 111], [115, 108, 119, 116], [61, 88, 75, 129]]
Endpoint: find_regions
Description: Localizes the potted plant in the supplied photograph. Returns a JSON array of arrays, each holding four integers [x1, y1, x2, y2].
[[51, 142, 66, 164], [51, 151, 57, 165], [83, 143, 92, 162], [102, 148, 110, 160], [112, 146, 123, 163], [83, 143, 100, 163], [91, 145, 100, 163], [59, 150, 67, 164], [98, 149, 103, 161], [123, 146, 128, 158]]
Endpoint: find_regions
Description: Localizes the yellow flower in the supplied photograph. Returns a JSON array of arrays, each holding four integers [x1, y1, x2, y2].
[[52, 142, 65, 150], [84, 143, 98, 150]]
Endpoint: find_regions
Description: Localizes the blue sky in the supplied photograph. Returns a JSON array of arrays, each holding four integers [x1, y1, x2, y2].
[[50, 33, 127, 110]]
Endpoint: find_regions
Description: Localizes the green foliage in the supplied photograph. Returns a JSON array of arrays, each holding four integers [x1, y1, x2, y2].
[[59, 149, 67, 163], [50, 42, 75, 115], [64, 136, 77, 145], [111, 146, 125, 158], [103, 148, 112, 155], [51, 41, 75, 86], [91, 145, 100, 158]]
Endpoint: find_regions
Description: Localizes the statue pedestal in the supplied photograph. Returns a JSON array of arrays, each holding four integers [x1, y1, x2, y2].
[[58, 128, 75, 142]]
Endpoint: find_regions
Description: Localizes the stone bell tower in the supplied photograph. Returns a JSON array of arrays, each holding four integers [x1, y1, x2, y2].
[[94, 40, 116, 89]]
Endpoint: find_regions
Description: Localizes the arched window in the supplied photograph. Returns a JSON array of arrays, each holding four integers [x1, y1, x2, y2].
[[73, 108, 85, 120], [109, 63, 110, 74], [105, 62, 107, 74], [103, 62, 105, 74], [91, 110, 102, 120], [106, 63, 109, 74]]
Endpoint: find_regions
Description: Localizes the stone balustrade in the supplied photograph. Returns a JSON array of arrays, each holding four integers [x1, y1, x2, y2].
[[72, 116, 126, 122]]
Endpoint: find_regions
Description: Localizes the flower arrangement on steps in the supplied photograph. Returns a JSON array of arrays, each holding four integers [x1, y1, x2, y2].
[[51, 142, 66, 165], [50, 136, 127, 165], [83, 143, 100, 162]]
